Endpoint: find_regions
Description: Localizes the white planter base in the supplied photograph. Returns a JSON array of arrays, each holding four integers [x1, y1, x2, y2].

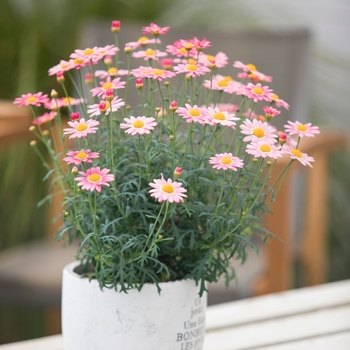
[[62, 261, 207, 350]]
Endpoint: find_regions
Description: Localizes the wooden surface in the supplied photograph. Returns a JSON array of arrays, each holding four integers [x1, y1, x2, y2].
[[1, 279, 349, 349]]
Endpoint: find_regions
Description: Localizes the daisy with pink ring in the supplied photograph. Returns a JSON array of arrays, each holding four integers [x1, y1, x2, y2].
[[240, 83, 273, 103], [32, 111, 57, 125], [48, 60, 74, 76], [240, 119, 278, 144], [284, 121, 320, 138], [142, 23, 170, 37], [63, 149, 100, 165], [203, 75, 242, 94], [14, 92, 49, 107], [130, 66, 153, 79], [205, 107, 239, 129], [283, 146, 315, 168], [120, 116, 157, 136], [90, 77, 126, 98], [209, 153, 244, 171], [269, 94, 290, 110], [75, 167, 115, 192], [148, 68, 176, 81], [63, 118, 99, 139], [233, 61, 258, 73], [176, 104, 207, 125], [126, 37, 160, 50], [132, 49, 167, 61], [246, 140, 283, 159], [173, 63, 210, 78], [191, 37, 211, 51], [263, 106, 281, 119], [87, 96, 125, 118], [198, 52, 228, 68], [149, 176, 187, 203]]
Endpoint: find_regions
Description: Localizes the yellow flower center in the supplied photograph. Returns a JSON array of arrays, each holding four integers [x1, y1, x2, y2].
[[108, 67, 118, 75], [259, 144, 271, 153], [103, 82, 114, 90], [253, 127, 265, 138], [84, 48, 94, 56], [184, 42, 194, 49], [88, 173, 101, 182], [132, 120, 145, 128], [224, 76, 234, 81], [213, 112, 226, 120], [217, 79, 229, 87], [220, 156, 232, 165], [61, 63, 69, 69], [189, 109, 201, 117], [206, 54, 215, 61], [162, 184, 174, 193], [291, 149, 302, 158], [75, 151, 88, 159], [248, 73, 259, 80], [271, 94, 279, 100], [76, 123, 88, 132], [138, 36, 149, 43], [252, 87, 264, 95], [246, 64, 257, 71], [74, 58, 85, 65], [186, 64, 197, 71], [141, 68, 151, 75], [26, 96, 37, 103], [62, 97, 74, 104], [296, 124, 307, 132], [187, 58, 196, 65], [153, 69, 164, 76], [179, 47, 188, 54], [145, 49, 155, 56]]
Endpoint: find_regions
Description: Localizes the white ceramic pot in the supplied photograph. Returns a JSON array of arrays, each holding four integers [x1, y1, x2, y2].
[[62, 261, 207, 350]]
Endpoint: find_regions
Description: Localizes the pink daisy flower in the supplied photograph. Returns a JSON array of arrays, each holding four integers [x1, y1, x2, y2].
[[70, 47, 103, 64], [263, 105, 281, 118], [63, 118, 99, 139], [130, 66, 154, 79], [149, 176, 187, 203], [63, 149, 100, 165], [87, 96, 125, 118], [216, 103, 239, 114], [198, 52, 228, 68], [203, 75, 242, 94], [95, 67, 119, 79], [75, 167, 115, 193], [48, 60, 74, 76], [158, 58, 174, 70], [209, 153, 244, 171], [126, 37, 161, 50], [241, 83, 273, 103], [246, 140, 283, 159], [90, 77, 126, 98], [191, 37, 211, 51], [205, 107, 239, 129], [176, 104, 207, 125], [237, 70, 273, 83], [269, 94, 290, 110], [14, 92, 49, 107], [284, 121, 320, 138], [148, 68, 176, 81], [240, 119, 278, 144], [132, 49, 167, 61], [32, 111, 57, 125], [96, 45, 119, 57], [45, 97, 85, 110], [233, 61, 258, 73], [142, 23, 170, 37], [173, 63, 210, 78], [283, 146, 315, 167], [166, 43, 196, 58], [120, 116, 157, 136]]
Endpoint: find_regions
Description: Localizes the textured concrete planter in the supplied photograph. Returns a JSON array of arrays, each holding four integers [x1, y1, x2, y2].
[[62, 261, 207, 350]]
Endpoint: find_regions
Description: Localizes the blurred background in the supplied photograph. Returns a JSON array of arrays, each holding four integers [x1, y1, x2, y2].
[[0, 0, 349, 344]]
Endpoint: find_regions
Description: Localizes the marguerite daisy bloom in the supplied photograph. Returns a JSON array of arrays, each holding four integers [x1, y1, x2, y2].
[[176, 104, 207, 125], [173, 63, 210, 78], [283, 146, 315, 167], [32, 111, 57, 125], [203, 75, 242, 94], [149, 176, 187, 203], [75, 167, 115, 192], [142, 23, 170, 37], [130, 66, 153, 79], [205, 107, 239, 129], [198, 52, 228, 68], [166, 43, 196, 58], [48, 60, 74, 76], [63, 118, 99, 139], [240, 119, 278, 144], [14, 92, 49, 107], [269, 94, 290, 110], [263, 105, 281, 119], [209, 153, 244, 171], [120, 116, 157, 136], [246, 140, 283, 159], [233, 61, 258, 73], [284, 121, 320, 138], [63, 149, 100, 165], [241, 83, 273, 103], [70, 47, 103, 63], [126, 37, 160, 50], [90, 77, 126, 98], [132, 49, 167, 61], [87, 96, 125, 118], [148, 68, 176, 81], [191, 36, 211, 51]]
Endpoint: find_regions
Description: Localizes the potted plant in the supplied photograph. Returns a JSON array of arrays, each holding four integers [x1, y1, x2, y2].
[[13, 20, 319, 350]]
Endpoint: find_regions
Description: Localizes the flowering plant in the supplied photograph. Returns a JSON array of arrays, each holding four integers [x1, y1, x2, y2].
[[14, 21, 319, 295]]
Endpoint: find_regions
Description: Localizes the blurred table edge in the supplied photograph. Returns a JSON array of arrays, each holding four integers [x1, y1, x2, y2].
[[1, 279, 350, 350]]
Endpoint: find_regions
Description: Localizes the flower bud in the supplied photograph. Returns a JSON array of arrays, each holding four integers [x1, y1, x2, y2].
[[56, 72, 65, 83], [168, 135, 174, 139], [155, 107, 161, 113], [99, 101, 108, 114], [279, 132, 287, 144], [104, 55, 113, 66], [174, 167, 182, 177], [70, 111, 80, 121], [105, 88, 114, 101], [29, 126, 36, 132], [164, 81, 170, 87], [208, 59, 216, 69], [124, 45, 132, 54], [126, 105, 131, 110], [51, 89, 58, 98], [169, 100, 178, 112], [85, 73, 94, 85], [64, 211, 69, 218], [71, 166, 79, 175], [30, 140, 37, 146], [135, 78, 144, 90], [252, 158, 258, 163], [42, 130, 50, 137], [267, 161, 272, 166], [111, 20, 121, 33]]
